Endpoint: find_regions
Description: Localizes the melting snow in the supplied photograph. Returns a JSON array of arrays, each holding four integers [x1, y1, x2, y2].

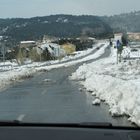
[[92, 99, 101, 105], [0, 42, 106, 91], [70, 45, 140, 126]]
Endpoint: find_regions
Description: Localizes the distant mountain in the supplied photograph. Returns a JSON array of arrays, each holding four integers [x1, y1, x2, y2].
[[1, 11, 139, 44], [0, 15, 113, 42], [102, 11, 140, 33]]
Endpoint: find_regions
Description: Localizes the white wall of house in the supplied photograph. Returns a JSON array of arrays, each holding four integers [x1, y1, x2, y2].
[[114, 33, 123, 42], [40, 43, 65, 57]]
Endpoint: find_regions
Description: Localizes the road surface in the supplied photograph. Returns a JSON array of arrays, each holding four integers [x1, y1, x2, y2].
[[0, 46, 133, 127]]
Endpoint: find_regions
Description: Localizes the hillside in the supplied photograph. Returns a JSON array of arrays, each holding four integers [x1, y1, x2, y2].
[[102, 11, 140, 33], [0, 15, 112, 42]]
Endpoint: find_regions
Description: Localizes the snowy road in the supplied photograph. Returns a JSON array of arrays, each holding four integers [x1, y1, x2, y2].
[[0, 46, 133, 127]]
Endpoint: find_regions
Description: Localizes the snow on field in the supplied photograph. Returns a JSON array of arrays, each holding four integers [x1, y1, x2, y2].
[[70, 46, 140, 126], [0, 42, 107, 90], [122, 46, 140, 58]]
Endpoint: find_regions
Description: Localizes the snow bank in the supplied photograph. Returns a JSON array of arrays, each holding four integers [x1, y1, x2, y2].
[[121, 45, 140, 59], [0, 67, 36, 90], [0, 42, 107, 90], [70, 47, 140, 126], [92, 98, 101, 105], [12, 44, 100, 69], [0, 61, 18, 71], [36, 43, 109, 71], [60, 44, 98, 61]]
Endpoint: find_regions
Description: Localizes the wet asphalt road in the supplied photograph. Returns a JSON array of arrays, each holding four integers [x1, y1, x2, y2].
[[0, 46, 133, 127]]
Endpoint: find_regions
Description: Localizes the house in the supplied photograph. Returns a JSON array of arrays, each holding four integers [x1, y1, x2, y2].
[[87, 37, 96, 42], [114, 33, 123, 42], [39, 43, 66, 58], [43, 35, 59, 43], [77, 37, 96, 43], [127, 32, 140, 41]]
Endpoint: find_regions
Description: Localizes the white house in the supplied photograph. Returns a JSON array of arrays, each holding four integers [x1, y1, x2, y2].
[[39, 43, 66, 57], [114, 33, 123, 42], [42, 35, 59, 43]]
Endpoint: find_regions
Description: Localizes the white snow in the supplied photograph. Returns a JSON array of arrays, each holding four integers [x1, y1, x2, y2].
[[0, 42, 106, 91], [3, 40, 140, 126], [0, 67, 36, 90], [122, 46, 140, 58], [92, 98, 101, 105], [60, 44, 97, 62], [70, 45, 140, 126], [0, 41, 140, 126], [1, 39, 140, 126], [35, 42, 108, 71], [40, 43, 65, 57]]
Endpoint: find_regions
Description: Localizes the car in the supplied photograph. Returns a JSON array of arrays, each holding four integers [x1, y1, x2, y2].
[[0, 121, 139, 140]]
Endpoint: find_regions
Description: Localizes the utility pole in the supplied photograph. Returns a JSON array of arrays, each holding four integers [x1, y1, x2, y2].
[[40, 52, 42, 62], [0, 39, 6, 65], [0, 41, 6, 63], [0, 41, 6, 69], [2, 43, 5, 62]]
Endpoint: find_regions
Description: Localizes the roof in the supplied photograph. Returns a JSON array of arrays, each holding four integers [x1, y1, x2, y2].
[[127, 32, 140, 35], [114, 33, 123, 36], [20, 41, 36, 44]]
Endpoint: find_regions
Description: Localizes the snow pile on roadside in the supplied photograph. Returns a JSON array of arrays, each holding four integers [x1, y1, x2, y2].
[[60, 44, 99, 61], [24, 43, 101, 68], [120, 46, 140, 58], [0, 43, 101, 71], [0, 61, 18, 71], [3, 44, 99, 70], [92, 98, 101, 105], [70, 47, 140, 126], [0, 61, 18, 66], [0, 42, 107, 90], [36, 42, 109, 71], [0, 67, 36, 90]]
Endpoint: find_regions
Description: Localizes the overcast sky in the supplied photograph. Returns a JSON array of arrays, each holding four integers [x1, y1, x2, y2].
[[0, 0, 140, 18]]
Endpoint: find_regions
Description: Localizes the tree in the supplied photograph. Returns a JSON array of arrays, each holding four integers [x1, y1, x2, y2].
[[16, 48, 24, 65], [29, 48, 40, 62], [121, 33, 128, 46]]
